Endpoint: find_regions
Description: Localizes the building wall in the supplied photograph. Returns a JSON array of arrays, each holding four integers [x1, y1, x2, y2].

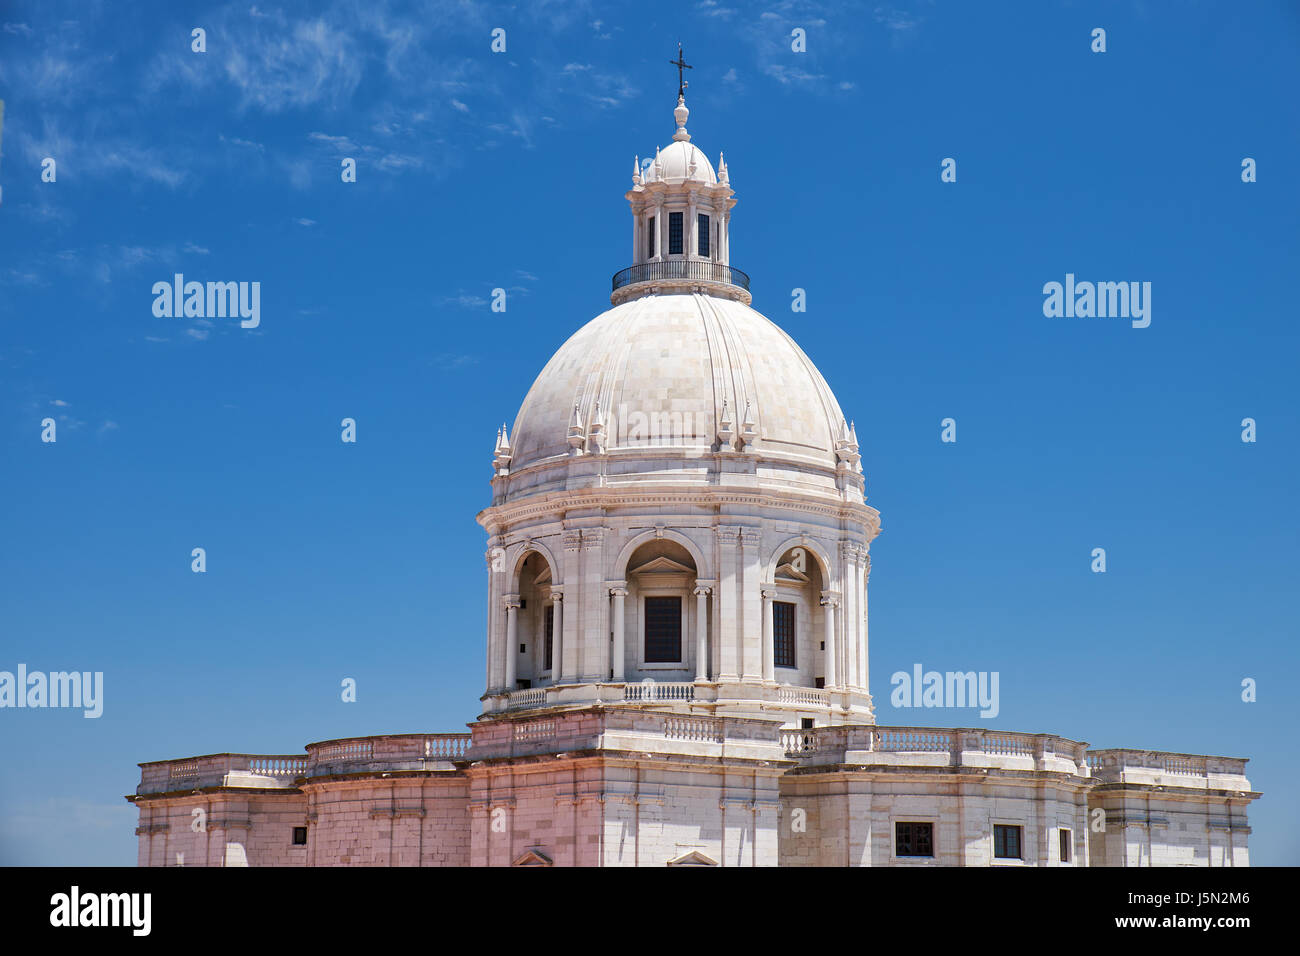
[[134, 792, 307, 867], [779, 772, 1091, 867], [464, 754, 782, 867], [303, 773, 470, 867], [1087, 790, 1252, 867]]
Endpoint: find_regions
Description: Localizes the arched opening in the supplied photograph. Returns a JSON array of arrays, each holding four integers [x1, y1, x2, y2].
[[620, 539, 699, 682], [771, 545, 827, 689], [515, 551, 557, 688]]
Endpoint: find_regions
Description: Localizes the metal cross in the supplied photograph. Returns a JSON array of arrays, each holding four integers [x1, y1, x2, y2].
[[670, 43, 692, 98]]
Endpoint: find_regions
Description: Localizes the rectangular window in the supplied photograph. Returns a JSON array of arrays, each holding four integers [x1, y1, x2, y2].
[[644, 596, 682, 662], [994, 824, 1023, 860], [895, 822, 934, 858], [292, 826, 307, 846], [544, 604, 554, 670], [697, 214, 710, 257], [647, 216, 656, 258], [668, 212, 683, 255], [1059, 828, 1072, 863], [774, 601, 796, 668]]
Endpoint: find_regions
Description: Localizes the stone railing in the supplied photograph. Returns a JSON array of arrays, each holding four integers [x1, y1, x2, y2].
[[1085, 749, 1250, 790], [304, 734, 471, 776], [780, 730, 820, 754], [137, 753, 307, 795], [512, 718, 557, 743], [468, 708, 784, 761], [505, 687, 547, 710], [424, 735, 471, 760], [781, 726, 1088, 772], [664, 715, 724, 743], [247, 755, 309, 776], [777, 686, 830, 706], [137, 735, 475, 794], [623, 681, 696, 703]]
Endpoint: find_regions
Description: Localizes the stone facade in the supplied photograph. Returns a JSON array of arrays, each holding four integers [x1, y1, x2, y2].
[[128, 719, 1257, 867], [127, 85, 1260, 867]]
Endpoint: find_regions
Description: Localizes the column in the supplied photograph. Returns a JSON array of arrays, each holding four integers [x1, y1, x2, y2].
[[632, 210, 641, 262], [687, 197, 697, 256], [761, 587, 776, 682], [860, 554, 871, 695], [841, 544, 858, 689], [716, 528, 739, 680], [504, 596, 520, 691], [739, 530, 763, 681], [658, 204, 668, 260], [551, 591, 564, 682], [610, 586, 628, 682], [562, 531, 582, 680], [694, 585, 711, 681], [821, 592, 837, 689], [485, 548, 500, 694]]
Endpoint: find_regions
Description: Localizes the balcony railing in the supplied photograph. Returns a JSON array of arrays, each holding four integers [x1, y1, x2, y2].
[[612, 258, 750, 294]]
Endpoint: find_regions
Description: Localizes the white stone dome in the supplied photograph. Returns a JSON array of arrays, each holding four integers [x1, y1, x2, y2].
[[643, 141, 717, 184], [507, 292, 850, 474]]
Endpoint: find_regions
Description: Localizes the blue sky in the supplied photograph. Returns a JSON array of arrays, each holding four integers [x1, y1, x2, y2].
[[1, 1, 1297, 866]]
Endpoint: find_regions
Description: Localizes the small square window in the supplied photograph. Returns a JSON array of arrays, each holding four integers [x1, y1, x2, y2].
[[1059, 828, 1072, 863], [519, 643, 526, 654], [895, 822, 933, 857], [994, 824, 1023, 859], [292, 826, 307, 846], [814, 677, 825, 689], [800, 718, 814, 729]]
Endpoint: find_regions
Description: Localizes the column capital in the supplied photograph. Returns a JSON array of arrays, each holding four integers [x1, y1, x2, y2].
[[819, 590, 840, 608], [693, 585, 712, 597], [609, 586, 629, 598], [549, 589, 565, 602], [760, 586, 778, 600], [503, 594, 522, 610]]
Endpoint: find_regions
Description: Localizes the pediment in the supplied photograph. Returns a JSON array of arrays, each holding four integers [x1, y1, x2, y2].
[[775, 563, 811, 583], [630, 556, 695, 576], [666, 849, 718, 867], [512, 849, 553, 867]]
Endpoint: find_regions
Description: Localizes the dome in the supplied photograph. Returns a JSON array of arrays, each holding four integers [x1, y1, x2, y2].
[[643, 141, 717, 184], [506, 292, 852, 474]]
